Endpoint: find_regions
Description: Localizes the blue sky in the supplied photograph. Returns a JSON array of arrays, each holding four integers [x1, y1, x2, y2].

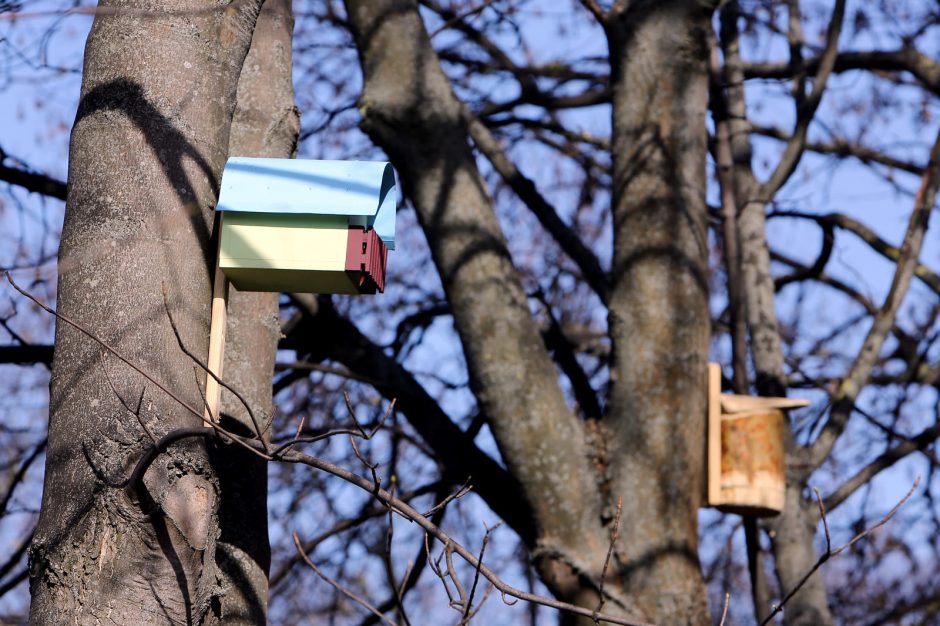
[[1, 0, 940, 623]]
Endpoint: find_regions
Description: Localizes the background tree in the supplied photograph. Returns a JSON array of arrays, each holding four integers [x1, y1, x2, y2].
[[1, 0, 939, 625]]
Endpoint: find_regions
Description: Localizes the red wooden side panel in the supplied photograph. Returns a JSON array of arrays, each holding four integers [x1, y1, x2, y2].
[[345, 226, 389, 293]]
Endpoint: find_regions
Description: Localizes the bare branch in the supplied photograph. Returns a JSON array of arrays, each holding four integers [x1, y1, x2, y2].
[[577, 0, 606, 23], [758, 0, 847, 200], [292, 532, 400, 626], [759, 477, 920, 626], [463, 106, 609, 302], [0, 148, 66, 199], [289, 298, 533, 544], [593, 496, 622, 621], [275, 447, 655, 626], [771, 210, 940, 296], [4, 272, 262, 463], [718, 593, 730, 626], [807, 128, 940, 469], [461, 522, 499, 623], [825, 420, 940, 511], [744, 49, 940, 96], [160, 283, 267, 445], [0, 344, 53, 366], [427, 0, 496, 39], [750, 123, 924, 175], [0, 439, 46, 516]]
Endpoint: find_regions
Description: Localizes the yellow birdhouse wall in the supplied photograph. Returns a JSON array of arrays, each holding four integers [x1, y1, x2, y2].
[[219, 213, 362, 294]]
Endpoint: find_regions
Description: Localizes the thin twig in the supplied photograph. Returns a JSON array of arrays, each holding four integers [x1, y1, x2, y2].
[[461, 522, 500, 623], [100, 355, 157, 445], [0, 441, 46, 517], [718, 593, 730, 626], [6, 274, 210, 430], [577, 0, 606, 23], [423, 480, 472, 517], [4, 272, 269, 472], [758, 477, 921, 625], [594, 496, 622, 622], [292, 532, 399, 626], [428, 0, 496, 38], [279, 447, 655, 626]]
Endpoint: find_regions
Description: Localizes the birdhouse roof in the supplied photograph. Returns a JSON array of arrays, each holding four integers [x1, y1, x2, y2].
[[216, 157, 397, 249]]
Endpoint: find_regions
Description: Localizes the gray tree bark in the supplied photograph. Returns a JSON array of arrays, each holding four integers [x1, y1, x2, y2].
[[28, 1, 263, 623], [343, 0, 616, 620], [343, 1, 715, 623], [208, 0, 298, 623], [603, 2, 714, 623]]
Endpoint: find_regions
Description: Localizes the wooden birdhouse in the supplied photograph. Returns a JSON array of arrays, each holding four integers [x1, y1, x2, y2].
[[706, 363, 808, 516], [215, 157, 396, 294]]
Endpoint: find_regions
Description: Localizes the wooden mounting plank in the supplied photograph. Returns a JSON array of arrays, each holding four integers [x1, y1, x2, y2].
[[707, 362, 722, 507], [204, 222, 229, 424]]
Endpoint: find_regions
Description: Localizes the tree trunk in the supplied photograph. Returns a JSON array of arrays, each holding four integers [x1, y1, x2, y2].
[[603, 2, 715, 623], [343, 0, 615, 618], [766, 487, 831, 626], [208, 0, 299, 623], [718, 4, 835, 623], [28, 1, 262, 623]]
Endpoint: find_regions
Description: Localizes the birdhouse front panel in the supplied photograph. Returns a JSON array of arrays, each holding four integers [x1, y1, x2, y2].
[[717, 409, 787, 516], [220, 213, 357, 293], [215, 157, 397, 294]]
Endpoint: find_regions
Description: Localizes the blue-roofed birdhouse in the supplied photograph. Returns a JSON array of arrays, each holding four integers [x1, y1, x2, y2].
[[215, 157, 396, 294]]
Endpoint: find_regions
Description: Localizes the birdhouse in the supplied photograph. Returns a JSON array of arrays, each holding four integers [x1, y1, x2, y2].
[[215, 157, 396, 294], [706, 363, 808, 516]]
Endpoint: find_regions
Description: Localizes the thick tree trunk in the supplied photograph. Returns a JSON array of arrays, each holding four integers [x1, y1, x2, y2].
[[342, 1, 727, 623], [29, 1, 262, 623], [343, 0, 614, 617], [207, 0, 299, 623], [603, 2, 715, 623]]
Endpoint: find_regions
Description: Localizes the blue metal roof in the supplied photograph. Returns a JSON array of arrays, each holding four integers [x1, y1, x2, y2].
[[216, 157, 397, 249]]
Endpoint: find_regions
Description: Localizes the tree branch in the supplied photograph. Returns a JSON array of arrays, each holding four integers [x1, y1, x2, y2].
[[759, 478, 920, 625], [824, 421, 940, 512], [806, 128, 940, 470], [758, 0, 847, 200], [771, 210, 940, 296], [287, 297, 536, 545], [749, 123, 924, 175], [0, 152, 67, 200], [745, 48, 940, 96], [462, 106, 609, 302], [0, 344, 54, 365]]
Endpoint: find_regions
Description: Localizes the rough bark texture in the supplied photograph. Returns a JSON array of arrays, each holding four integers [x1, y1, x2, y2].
[[603, 2, 714, 624], [343, 0, 614, 618], [207, 0, 299, 623], [342, 1, 721, 623], [28, 1, 262, 623]]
